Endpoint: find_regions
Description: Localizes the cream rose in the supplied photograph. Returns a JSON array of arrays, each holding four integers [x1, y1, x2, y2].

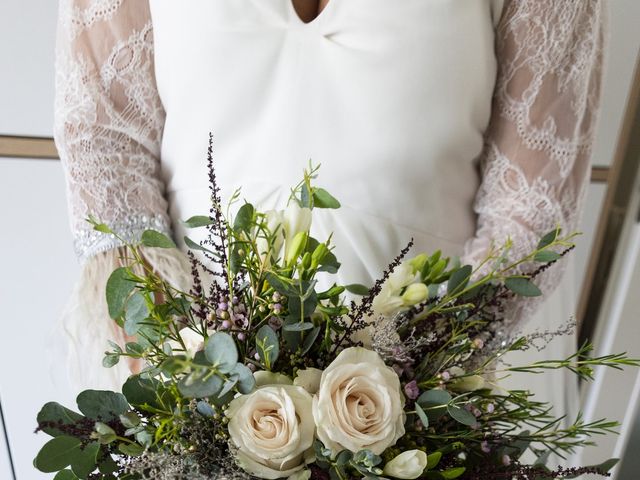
[[226, 385, 315, 479], [313, 347, 406, 455]]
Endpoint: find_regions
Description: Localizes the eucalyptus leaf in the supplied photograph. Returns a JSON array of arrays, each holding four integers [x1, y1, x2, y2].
[[230, 363, 256, 394], [256, 325, 279, 369], [177, 370, 223, 398], [447, 405, 477, 426], [105, 267, 135, 319], [184, 236, 218, 256], [37, 402, 84, 438], [283, 322, 315, 332], [345, 284, 370, 296], [71, 442, 100, 479], [537, 228, 561, 249], [124, 293, 149, 336], [505, 277, 542, 297], [34, 436, 82, 473], [234, 203, 255, 233], [415, 402, 429, 428], [219, 379, 238, 398], [196, 401, 215, 417], [102, 354, 120, 369], [447, 265, 472, 295], [301, 326, 321, 355], [534, 250, 562, 263], [54, 470, 79, 480], [76, 390, 129, 421], [183, 215, 214, 228], [118, 442, 145, 456], [141, 230, 176, 248], [312, 188, 341, 209], [122, 375, 165, 410], [204, 332, 238, 374]]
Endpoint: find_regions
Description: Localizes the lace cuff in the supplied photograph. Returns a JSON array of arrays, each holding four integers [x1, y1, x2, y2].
[[74, 214, 171, 263]]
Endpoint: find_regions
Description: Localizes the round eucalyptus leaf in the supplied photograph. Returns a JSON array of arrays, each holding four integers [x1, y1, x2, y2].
[[34, 436, 82, 473], [230, 363, 256, 394], [105, 267, 135, 319], [37, 402, 83, 438], [140, 230, 176, 248], [76, 390, 129, 421], [177, 370, 223, 399], [204, 332, 238, 374]]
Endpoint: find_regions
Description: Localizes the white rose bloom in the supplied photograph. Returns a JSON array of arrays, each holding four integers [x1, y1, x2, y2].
[[383, 450, 428, 479], [313, 347, 406, 455], [293, 368, 323, 394], [227, 385, 315, 479]]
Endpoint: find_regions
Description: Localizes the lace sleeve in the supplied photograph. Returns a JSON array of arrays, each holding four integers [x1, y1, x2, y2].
[[54, 0, 171, 262], [461, 0, 608, 325]]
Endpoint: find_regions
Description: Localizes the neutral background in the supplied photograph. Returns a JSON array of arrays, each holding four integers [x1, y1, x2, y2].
[[1, 1, 639, 479]]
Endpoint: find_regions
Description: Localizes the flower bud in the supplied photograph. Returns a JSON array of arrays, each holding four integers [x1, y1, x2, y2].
[[449, 374, 485, 392], [401, 283, 428, 306], [311, 243, 329, 269], [408, 254, 428, 274], [383, 450, 428, 479], [285, 231, 308, 266]]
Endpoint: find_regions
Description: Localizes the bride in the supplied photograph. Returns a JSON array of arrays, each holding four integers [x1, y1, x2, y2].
[[54, 0, 606, 441]]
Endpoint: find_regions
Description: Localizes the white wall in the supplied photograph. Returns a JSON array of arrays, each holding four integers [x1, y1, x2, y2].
[[0, 160, 78, 479]]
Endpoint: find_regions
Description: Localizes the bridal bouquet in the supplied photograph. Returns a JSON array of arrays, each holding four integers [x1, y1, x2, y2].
[[35, 145, 637, 479]]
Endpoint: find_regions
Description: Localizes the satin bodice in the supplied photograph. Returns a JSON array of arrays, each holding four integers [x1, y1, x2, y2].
[[149, 0, 504, 284]]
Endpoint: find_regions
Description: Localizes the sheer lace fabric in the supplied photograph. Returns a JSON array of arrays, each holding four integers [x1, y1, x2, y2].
[[53, 0, 608, 368], [461, 0, 607, 326], [55, 0, 170, 263]]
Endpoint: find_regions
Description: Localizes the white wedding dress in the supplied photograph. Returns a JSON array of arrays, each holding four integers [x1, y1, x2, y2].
[[53, 0, 607, 444]]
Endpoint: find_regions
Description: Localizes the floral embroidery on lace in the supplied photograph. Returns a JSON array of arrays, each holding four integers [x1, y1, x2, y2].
[[55, 0, 170, 262], [462, 0, 608, 326]]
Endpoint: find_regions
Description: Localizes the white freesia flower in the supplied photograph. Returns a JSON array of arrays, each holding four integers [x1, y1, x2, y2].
[[313, 347, 406, 455], [293, 368, 323, 394], [447, 366, 485, 392], [256, 209, 285, 266], [372, 262, 425, 317], [401, 283, 428, 306], [283, 203, 312, 261], [254, 370, 293, 387], [388, 263, 416, 291], [166, 328, 205, 357], [383, 450, 428, 479], [227, 385, 315, 479]]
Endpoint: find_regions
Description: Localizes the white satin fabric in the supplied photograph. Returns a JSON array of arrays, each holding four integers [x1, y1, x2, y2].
[[150, 0, 504, 287]]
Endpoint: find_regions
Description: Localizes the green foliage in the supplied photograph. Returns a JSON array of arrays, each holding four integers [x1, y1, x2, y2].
[[105, 268, 135, 319], [204, 332, 238, 374], [34, 168, 638, 480], [256, 325, 279, 370], [140, 230, 176, 248], [76, 390, 129, 421]]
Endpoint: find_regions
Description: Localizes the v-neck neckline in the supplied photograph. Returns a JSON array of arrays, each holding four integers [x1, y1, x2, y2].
[[289, 0, 335, 27]]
